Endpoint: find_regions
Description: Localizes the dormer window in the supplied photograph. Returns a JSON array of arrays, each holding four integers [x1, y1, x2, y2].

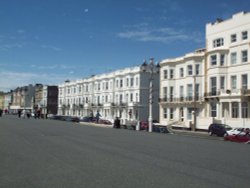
[[213, 38, 224, 48]]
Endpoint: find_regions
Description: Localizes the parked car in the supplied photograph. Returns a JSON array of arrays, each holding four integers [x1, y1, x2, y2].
[[48, 115, 63, 120], [80, 116, 93, 122], [63, 116, 80, 123], [226, 128, 249, 136], [140, 120, 159, 131], [208, 123, 232, 137], [224, 133, 250, 143], [98, 119, 112, 125], [152, 123, 172, 134]]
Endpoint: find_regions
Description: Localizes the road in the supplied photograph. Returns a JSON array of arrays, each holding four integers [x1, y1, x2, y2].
[[0, 115, 249, 188]]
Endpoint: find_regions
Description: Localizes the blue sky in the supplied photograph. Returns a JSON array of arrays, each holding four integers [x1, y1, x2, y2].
[[1, 0, 250, 91]]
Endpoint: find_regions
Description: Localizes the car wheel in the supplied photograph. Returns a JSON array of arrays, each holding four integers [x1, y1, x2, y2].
[[209, 131, 213, 136]]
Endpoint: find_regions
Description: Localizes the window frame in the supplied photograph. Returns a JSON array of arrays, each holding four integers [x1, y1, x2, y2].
[[170, 69, 174, 79], [242, 31, 248, 40], [241, 50, 248, 63], [231, 75, 237, 89], [180, 67, 184, 78], [231, 34, 237, 43], [210, 55, 217, 66], [187, 65, 193, 76], [230, 52, 237, 65], [213, 38, 224, 48]]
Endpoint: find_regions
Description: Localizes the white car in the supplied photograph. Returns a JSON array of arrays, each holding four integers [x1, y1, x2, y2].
[[226, 128, 247, 136]]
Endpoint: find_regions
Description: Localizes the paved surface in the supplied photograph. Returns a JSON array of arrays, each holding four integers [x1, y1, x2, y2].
[[0, 115, 250, 188]]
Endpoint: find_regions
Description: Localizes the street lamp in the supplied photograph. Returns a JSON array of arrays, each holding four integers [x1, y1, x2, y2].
[[141, 58, 160, 132]]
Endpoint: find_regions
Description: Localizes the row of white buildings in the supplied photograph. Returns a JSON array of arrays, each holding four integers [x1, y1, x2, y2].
[[58, 12, 250, 130]]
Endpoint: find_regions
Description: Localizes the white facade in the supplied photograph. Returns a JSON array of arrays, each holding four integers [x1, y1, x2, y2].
[[159, 11, 250, 130], [159, 49, 206, 129], [205, 11, 250, 128], [58, 65, 159, 125]]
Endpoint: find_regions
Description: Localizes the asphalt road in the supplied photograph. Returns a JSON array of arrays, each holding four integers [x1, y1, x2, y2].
[[0, 115, 249, 188]]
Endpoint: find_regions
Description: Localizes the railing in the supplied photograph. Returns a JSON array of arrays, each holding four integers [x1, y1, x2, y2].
[[205, 89, 250, 97], [159, 96, 203, 103]]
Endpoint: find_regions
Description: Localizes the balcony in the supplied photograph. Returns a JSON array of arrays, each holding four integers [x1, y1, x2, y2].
[[159, 96, 203, 104], [208, 89, 250, 97], [127, 102, 139, 107]]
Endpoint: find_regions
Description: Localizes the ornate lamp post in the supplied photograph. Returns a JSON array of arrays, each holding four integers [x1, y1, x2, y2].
[[141, 58, 160, 132]]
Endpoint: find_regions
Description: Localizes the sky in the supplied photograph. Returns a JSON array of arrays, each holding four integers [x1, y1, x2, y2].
[[1, 0, 250, 92]]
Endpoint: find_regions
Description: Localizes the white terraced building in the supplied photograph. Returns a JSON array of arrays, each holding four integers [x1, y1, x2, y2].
[[58, 65, 159, 125], [205, 11, 250, 128], [159, 11, 250, 130], [159, 49, 206, 130]]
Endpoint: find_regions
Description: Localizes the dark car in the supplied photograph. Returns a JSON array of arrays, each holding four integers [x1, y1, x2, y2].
[[63, 116, 80, 123], [224, 133, 250, 143], [80, 116, 92, 122], [208, 123, 232, 137], [48, 115, 63, 120], [152, 124, 171, 133]]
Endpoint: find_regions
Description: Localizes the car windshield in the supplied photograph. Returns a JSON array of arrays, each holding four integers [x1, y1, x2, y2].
[[223, 124, 232, 130]]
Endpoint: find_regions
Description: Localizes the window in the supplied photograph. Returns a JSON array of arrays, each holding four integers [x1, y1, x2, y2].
[[116, 80, 119, 88], [126, 78, 129, 87], [195, 84, 199, 100], [106, 82, 109, 90], [242, 74, 248, 90], [170, 69, 174, 79], [120, 79, 123, 88], [230, 52, 237, 65], [220, 76, 225, 90], [242, 31, 248, 40], [130, 77, 134, 87], [187, 65, 193, 75], [136, 77, 139, 86], [180, 68, 184, 77], [170, 108, 174, 119], [125, 93, 128, 102], [242, 50, 248, 63], [187, 84, 193, 101], [210, 55, 217, 66], [119, 94, 123, 103], [180, 86, 184, 101], [242, 102, 248, 118], [163, 70, 168, 79], [211, 77, 217, 96], [213, 38, 224, 48], [163, 108, 167, 119], [220, 54, 225, 66], [187, 108, 193, 120], [78, 86, 81, 93], [170, 87, 174, 102], [163, 87, 167, 100], [195, 64, 200, 75], [130, 93, 133, 102], [210, 102, 217, 117], [232, 102, 239, 118], [231, 76, 237, 89], [231, 34, 237, 43]]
